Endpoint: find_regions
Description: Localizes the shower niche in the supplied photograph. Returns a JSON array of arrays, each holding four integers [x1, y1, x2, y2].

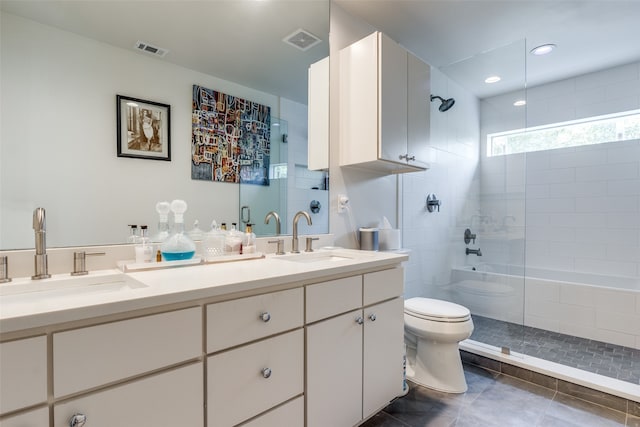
[[339, 31, 431, 174]]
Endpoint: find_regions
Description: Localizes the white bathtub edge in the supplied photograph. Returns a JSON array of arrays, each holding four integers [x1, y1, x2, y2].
[[460, 339, 640, 404]]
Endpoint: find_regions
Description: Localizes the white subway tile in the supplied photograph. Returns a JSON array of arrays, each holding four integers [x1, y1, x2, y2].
[[527, 78, 576, 101], [548, 213, 606, 228], [574, 258, 638, 278], [525, 213, 549, 226], [524, 314, 560, 332], [605, 244, 640, 263], [593, 288, 637, 314], [525, 151, 550, 171], [574, 227, 635, 245], [607, 144, 640, 164], [607, 213, 640, 228], [525, 184, 549, 199], [559, 283, 595, 307], [525, 278, 560, 302], [548, 181, 607, 198], [526, 167, 575, 185], [558, 323, 599, 343], [526, 198, 574, 213], [607, 179, 640, 196], [575, 163, 638, 182], [525, 298, 562, 320], [558, 304, 596, 327], [548, 149, 605, 169], [593, 329, 637, 349], [526, 226, 575, 242], [576, 96, 640, 120], [595, 311, 640, 335], [549, 241, 605, 260]]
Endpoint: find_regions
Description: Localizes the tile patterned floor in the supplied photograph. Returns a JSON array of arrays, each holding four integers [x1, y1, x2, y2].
[[363, 364, 640, 427], [470, 315, 640, 385]]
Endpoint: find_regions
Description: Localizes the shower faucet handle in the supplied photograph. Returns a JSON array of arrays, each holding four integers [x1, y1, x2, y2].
[[464, 228, 476, 245]]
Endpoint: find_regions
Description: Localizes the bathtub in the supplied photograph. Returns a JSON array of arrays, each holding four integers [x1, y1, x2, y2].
[[447, 264, 640, 350]]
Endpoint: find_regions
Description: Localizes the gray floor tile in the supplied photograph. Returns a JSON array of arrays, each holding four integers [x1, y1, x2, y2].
[[543, 393, 626, 426], [361, 412, 412, 427], [627, 415, 640, 427]]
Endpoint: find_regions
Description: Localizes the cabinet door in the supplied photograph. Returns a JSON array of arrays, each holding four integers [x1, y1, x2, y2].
[[53, 363, 203, 427], [240, 396, 303, 427], [307, 310, 363, 427], [363, 298, 404, 418], [407, 52, 431, 168], [0, 336, 47, 414], [379, 32, 408, 164]]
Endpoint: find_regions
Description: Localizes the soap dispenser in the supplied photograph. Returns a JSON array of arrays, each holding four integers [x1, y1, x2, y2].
[[242, 223, 256, 254], [160, 200, 196, 261], [152, 201, 171, 243]]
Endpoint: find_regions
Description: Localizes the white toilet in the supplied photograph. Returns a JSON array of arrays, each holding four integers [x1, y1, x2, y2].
[[404, 297, 474, 393]]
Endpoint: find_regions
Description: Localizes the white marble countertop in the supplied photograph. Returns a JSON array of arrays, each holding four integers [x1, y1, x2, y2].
[[0, 249, 408, 334]]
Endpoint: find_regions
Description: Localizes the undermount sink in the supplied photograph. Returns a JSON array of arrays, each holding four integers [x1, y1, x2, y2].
[[275, 251, 356, 263], [0, 272, 147, 304]]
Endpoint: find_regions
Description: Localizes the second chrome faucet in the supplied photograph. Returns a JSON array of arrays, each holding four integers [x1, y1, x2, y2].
[[292, 211, 312, 254]]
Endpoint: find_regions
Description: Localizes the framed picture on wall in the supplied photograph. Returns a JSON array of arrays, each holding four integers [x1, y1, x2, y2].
[[116, 95, 171, 161]]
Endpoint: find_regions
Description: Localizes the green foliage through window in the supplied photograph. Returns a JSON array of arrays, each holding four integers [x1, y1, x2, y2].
[[487, 110, 640, 157]]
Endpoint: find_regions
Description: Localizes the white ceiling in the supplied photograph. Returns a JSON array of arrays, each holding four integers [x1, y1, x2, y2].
[[0, 0, 330, 105], [336, 0, 640, 98], [2, 1, 639, 101]]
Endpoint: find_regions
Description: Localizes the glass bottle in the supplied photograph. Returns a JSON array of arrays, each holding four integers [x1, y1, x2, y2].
[[127, 224, 139, 244], [242, 223, 256, 254], [152, 201, 171, 243], [135, 225, 153, 263], [160, 200, 196, 261], [203, 220, 225, 261], [188, 219, 204, 241], [224, 223, 243, 255]]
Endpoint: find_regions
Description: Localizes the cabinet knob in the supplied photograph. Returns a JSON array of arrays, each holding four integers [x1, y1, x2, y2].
[[260, 312, 271, 322], [355, 316, 364, 325], [262, 367, 272, 379], [69, 413, 87, 427], [368, 313, 377, 322]]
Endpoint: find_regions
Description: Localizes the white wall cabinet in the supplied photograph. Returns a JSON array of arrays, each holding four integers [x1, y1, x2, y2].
[[306, 268, 404, 427], [308, 56, 329, 171], [340, 31, 430, 174]]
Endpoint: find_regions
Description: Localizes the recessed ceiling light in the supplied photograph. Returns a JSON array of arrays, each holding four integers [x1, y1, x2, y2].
[[513, 100, 527, 107], [530, 44, 556, 56], [485, 76, 501, 84]]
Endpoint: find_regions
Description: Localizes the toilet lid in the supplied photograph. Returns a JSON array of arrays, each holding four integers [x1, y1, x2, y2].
[[404, 297, 471, 321]]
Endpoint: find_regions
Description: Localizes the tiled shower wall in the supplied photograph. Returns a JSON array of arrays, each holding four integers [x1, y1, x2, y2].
[[480, 61, 640, 278]]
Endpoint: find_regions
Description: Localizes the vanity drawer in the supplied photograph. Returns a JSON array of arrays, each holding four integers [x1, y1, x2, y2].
[[207, 329, 304, 427], [0, 407, 48, 427], [364, 267, 403, 306], [240, 396, 304, 427], [306, 275, 362, 323], [53, 307, 201, 397], [0, 336, 47, 414], [207, 287, 303, 353], [54, 363, 203, 427]]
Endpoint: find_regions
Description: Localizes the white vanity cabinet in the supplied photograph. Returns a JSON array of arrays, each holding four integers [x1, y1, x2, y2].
[[206, 288, 304, 427], [54, 363, 203, 427], [306, 268, 404, 427], [340, 31, 430, 174], [0, 336, 47, 415]]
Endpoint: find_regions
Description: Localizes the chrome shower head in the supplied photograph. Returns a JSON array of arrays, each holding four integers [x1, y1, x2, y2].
[[430, 95, 456, 112]]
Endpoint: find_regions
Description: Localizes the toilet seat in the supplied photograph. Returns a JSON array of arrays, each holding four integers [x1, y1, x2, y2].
[[404, 297, 471, 323]]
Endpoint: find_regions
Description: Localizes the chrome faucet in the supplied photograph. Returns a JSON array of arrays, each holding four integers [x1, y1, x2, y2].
[[291, 211, 312, 254], [466, 247, 482, 257], [264, 211, 281, 235], [32, 207, 51, 279]]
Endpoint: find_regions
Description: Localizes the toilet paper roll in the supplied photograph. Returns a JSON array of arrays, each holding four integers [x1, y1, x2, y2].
[[379, 229, 401, 251]]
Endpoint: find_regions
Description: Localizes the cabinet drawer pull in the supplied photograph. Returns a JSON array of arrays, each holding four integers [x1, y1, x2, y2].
[[260, 312, 271, 322], [368, 313, 377, 322], [69, 413, 87, 427], [355, 316, 364, 325], [262, 367, 272, 379]]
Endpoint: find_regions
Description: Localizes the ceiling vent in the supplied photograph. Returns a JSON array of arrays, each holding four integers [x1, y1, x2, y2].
[[134, 40, 169, 58], [282, 29, 322, 51]]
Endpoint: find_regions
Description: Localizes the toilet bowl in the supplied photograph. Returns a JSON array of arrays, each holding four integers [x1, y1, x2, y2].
[[404, 297, 474, 393]]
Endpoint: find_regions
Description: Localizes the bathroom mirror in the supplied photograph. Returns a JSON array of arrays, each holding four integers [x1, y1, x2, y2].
[[0, 1, 330, 249]]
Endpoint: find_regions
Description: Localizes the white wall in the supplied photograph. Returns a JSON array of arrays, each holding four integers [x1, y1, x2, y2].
[[480, 61, 640, 279], [402, 69, 481, 299], [0, 12, 283, 249], [329, 3, 399, 250]]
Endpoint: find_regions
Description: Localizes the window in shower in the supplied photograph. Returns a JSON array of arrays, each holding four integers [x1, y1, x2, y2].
[[487, 109, 640, 156]]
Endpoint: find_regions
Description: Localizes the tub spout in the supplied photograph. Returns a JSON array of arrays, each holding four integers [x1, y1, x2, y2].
[[466, 248, 482, 256]]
